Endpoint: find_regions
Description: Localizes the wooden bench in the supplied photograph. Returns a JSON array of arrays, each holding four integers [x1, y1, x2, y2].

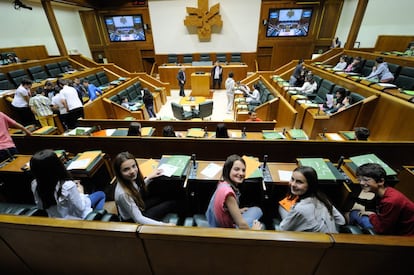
[[0, 215, 150, 274], [1, 214, 413, 275]]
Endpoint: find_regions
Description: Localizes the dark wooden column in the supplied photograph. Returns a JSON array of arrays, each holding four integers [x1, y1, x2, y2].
[[344, 0, 369, 50], [41, 0, 68, 56]]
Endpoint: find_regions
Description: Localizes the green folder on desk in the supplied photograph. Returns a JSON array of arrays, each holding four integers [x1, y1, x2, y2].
[[262, 130, 285, 140], [111, 129, 129, 136], [349, 154, 397, 176], [158, 155, 191, 177], [288, 129, 308, 140], [341, 131, 356, 140], [402, 90, 414, 96], [297, 158, 344, 182]]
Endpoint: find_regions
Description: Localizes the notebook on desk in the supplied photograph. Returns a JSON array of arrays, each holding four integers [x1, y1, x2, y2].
[[349, 153, 397, 176], [32, 126, 57, 135], [67, 150, 102, 171], [297, 158, 345, 182], [262, 130, 285, 140], [287, 129, 308, 140], [158, 155, 191, 177], [186, 128, 205, 138]]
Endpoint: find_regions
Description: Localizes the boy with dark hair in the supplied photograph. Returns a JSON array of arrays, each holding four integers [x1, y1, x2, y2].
[[349, 163, 414, 235], [354, 127, 370, 140]]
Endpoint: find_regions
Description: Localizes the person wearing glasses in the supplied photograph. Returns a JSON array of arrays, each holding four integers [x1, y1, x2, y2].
[[349, 163, 414, 235]]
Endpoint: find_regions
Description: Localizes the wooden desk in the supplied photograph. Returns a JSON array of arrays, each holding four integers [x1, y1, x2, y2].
[[191, 73, 211, 97], [158, 64, 248, 89], [266, 162, 297, 185]]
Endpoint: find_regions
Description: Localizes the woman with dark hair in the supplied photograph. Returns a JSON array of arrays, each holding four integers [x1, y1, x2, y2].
[[215, 123, 229, 138], [142, 88, 156, 118], [162, 125, 178, 137], [30, 149, 105, 219], [365, 56, 394, 83], [113, 151, 176, 225], [206, 154, 263, 229], [127, 122, 141, 136], [277, 166, 345, 232]]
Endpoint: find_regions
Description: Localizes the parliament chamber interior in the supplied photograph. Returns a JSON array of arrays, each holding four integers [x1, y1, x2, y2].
[[0, 0, 413, 274]]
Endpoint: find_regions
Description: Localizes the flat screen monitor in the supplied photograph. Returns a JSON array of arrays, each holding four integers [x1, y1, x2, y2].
[[266, 8, 313, 37], [104, 15, 146, 42]]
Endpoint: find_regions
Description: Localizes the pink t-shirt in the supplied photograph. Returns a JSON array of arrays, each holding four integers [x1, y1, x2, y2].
[[0, 112, 17, 150], [212, 182, 236, 228]]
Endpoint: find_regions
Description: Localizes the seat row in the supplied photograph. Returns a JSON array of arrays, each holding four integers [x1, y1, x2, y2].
[[109, 81, 144, 105], [345, 56, 414, 90], [167, 52, 242, 64], [0, 60, 72, 89]]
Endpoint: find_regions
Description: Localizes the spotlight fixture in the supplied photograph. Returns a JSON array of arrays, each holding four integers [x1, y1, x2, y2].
[[13, 0, 32, 10]]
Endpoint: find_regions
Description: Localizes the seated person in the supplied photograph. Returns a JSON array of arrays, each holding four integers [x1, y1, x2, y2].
[[245, 84, 261, 104], [365, 57, 394, 83], [121, 96, 130, 109], [324, 88, 347, 112], [327, 94, 352, 114], [127, 122, 141, 136], [332, 55, 348, 71], [206, 154, 263, 229], [30, 149, 106, 219], [348, 163, 414, 235], [277, 166, 345, 233], [162, 125, 182, 137], [7, 53, 19, 64], [113, 151, 176, 225], [215, 123, 229, 138], [345, 56, 363, 74], [246, 111, 262, 122], [354, 127, 370, 140], [288, 75, 317, 95], [336, 95, 352, 113], [403, 45, 414, 56]]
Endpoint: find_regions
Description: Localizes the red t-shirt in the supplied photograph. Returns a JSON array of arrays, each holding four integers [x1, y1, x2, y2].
[[369, 187, 414, 236]]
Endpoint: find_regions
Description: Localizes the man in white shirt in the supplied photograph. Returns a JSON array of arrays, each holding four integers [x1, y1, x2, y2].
[[225, 72, 235, 113], [246, 84, 261, 104], [211, 61, 223, 89], [11, 78, 35, 125], [57, 79, 83, 129]]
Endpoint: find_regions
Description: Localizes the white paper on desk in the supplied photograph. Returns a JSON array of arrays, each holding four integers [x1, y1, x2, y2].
[[378, 83, 397, 88], [158, 163, 178, 177], [278, 170, 293, 182], [106, 129, 116, 136], [201, 162, 222, 178], [67, 158, 91, 170]]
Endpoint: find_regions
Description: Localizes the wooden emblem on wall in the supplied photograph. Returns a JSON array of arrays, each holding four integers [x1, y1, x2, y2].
[[184, 0, 223, 42]]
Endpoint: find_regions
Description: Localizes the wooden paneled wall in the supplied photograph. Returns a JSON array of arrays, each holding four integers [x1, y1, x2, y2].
[[374, 35, 414, 52], [0, 45, 49, 61]]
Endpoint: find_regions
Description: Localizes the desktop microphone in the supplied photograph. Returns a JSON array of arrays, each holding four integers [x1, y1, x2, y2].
[[204, 126, 208, 138], [262, 154, 268, 170], [191, 154, 197, 168], [242, 127, 247, 138], [337, 156, 345, 169], [322, 128, 327, 137]]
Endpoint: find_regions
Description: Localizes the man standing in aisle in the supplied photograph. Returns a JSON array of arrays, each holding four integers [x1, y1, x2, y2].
[[57, 79, 83, 129], [225, 72, 235, 114], [177, 66, 186, 97], [211, 60, 223, 89]]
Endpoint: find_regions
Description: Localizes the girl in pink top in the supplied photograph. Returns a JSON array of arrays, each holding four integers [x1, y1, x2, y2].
[[206, 154, 262, 229]]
